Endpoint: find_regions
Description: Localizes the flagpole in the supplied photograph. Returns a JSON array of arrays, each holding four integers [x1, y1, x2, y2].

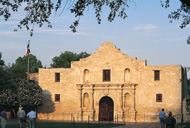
[[27, 40, 30, 82]]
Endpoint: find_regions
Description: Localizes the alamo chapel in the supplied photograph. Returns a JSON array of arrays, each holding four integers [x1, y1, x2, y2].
[[31, 42, 188, 122]]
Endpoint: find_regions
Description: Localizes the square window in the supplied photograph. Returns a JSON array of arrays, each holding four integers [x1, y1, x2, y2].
[[103, 69, 111, 81], [154, 70, 160, 81], [156, 94, 162, 102], [55, 94, 60, 102], [55, 73, 60, 82]]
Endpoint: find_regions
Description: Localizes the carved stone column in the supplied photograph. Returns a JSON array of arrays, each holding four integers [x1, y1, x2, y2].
[[129, 85, 136, 122], [130, 88, 135, 110], [120, 85, 123, 110], [90, 84, 95, 121], [118, 84, 124, 121], [91, 84, 95, 110], [77, 84, 83, 121]]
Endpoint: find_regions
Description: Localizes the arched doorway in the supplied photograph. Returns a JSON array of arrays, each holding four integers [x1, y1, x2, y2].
[[99, 96, 114, 121]]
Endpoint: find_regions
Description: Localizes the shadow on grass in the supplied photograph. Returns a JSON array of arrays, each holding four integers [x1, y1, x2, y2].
[[176, 122, 190, 127], [6, 122, 124, 128]]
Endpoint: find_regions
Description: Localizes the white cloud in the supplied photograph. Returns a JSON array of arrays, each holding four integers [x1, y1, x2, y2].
[[33, 27, 119, 38], [0, 21, 19, 25], [155, 38, 184, 43], [34, 28, 94, 36], [57, 32, 94, 36], [134, 24, 159, 30], [35, 28, 70, 33], [183, 24, 190, 28], [0, 31, 24, 38], [0, 41, 24, 51], [99, 35, 119, 40]]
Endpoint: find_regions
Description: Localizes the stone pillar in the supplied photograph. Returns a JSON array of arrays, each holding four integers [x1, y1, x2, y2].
[[129, 85, 136, 122], [120, 85, 123, 110], [91, 84, 95, 110], [118, 84, 124, 121], [78, 84, 83, 121], [90, 84, 95, 121]]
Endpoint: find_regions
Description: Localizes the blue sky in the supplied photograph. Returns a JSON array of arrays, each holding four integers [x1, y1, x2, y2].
[[0, 0, 190, 77]]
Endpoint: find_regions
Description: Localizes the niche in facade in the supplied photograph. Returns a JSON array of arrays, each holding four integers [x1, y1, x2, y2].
[[124, 68, 130, 82], [84, 69, 89, 83], [124, 93, 130, 107], [83, 93, 90, 107]]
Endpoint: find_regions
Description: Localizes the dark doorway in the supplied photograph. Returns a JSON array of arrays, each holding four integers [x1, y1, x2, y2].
[[99, 96, 114, 121]]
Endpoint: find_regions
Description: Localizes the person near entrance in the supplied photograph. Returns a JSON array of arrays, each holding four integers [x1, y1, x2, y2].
[[27, 109, 36, 128], [159, 108, 166, 128], [165, 112, 176, 128], [0, 109, 7, 128], [17, 108, 28, 128]]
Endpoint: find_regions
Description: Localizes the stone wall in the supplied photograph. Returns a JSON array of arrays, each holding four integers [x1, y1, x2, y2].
[[37, 42, 185, 122], [29, 73, 38, 82]]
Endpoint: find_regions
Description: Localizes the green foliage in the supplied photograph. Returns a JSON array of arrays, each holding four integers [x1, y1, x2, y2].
[[0, 52, 5, 65], [0, 52, 11, 89], [187, 36, 190, 44], [0, 88, 17, 108], [0, 53, 43, 110], [0, 66, 9, 88], [0, 0, 129, 34], [13, 79, 43, 107], [0, 79, 43, 110], [69, 0, 128, 32], [1, 0, 190, 43], [188, 79, 190, 94], [161, 0, 190, 44], [11, 54, 42, 79], [51, 51, 90, 68]]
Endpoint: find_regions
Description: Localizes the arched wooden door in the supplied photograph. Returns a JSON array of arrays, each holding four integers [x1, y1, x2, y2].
[[99, 96, 114, 121]]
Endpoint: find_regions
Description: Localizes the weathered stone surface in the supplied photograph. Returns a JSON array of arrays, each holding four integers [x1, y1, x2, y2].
[[32, 42, 186, 122]]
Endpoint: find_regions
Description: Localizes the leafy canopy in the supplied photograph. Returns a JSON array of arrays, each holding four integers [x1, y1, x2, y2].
[[14, 79, 43, 108], [161, 0, 190, 44], [0, 52, 11, 89], [0, 79, 43, 110], [11, 54, 42, 79], [0, 52, 5, 65], [1, 0, 190, 43], [0, 52, 43, 110], [51, 51, 90, 68], [0, 0, 129, 36]]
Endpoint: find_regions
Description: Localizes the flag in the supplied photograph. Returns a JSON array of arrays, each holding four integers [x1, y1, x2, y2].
[[25, 42, 30, 58]]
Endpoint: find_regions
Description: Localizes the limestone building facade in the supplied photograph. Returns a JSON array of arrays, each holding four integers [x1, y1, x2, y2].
[[36, 42, 188, 122]]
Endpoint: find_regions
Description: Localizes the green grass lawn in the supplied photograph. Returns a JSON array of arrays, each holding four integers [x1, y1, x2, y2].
[[6, 122, 123, 128], [176, 122, 190, 128]]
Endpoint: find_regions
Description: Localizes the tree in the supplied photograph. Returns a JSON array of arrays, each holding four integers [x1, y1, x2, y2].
[[0, 79, 43, 111], [11, 54, 43, 79], [14, 79, 43, 109], [0, 66, 12, 89], [51, 51, 90, 68], [0, 52, 43, 112], [161, 0, 190, 44], [0, 87, 17, 110], [0, 52, 5, 66], [0, 52, 12, 89], [1, 0, 190, 43], [0, 0, 129, 35]]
